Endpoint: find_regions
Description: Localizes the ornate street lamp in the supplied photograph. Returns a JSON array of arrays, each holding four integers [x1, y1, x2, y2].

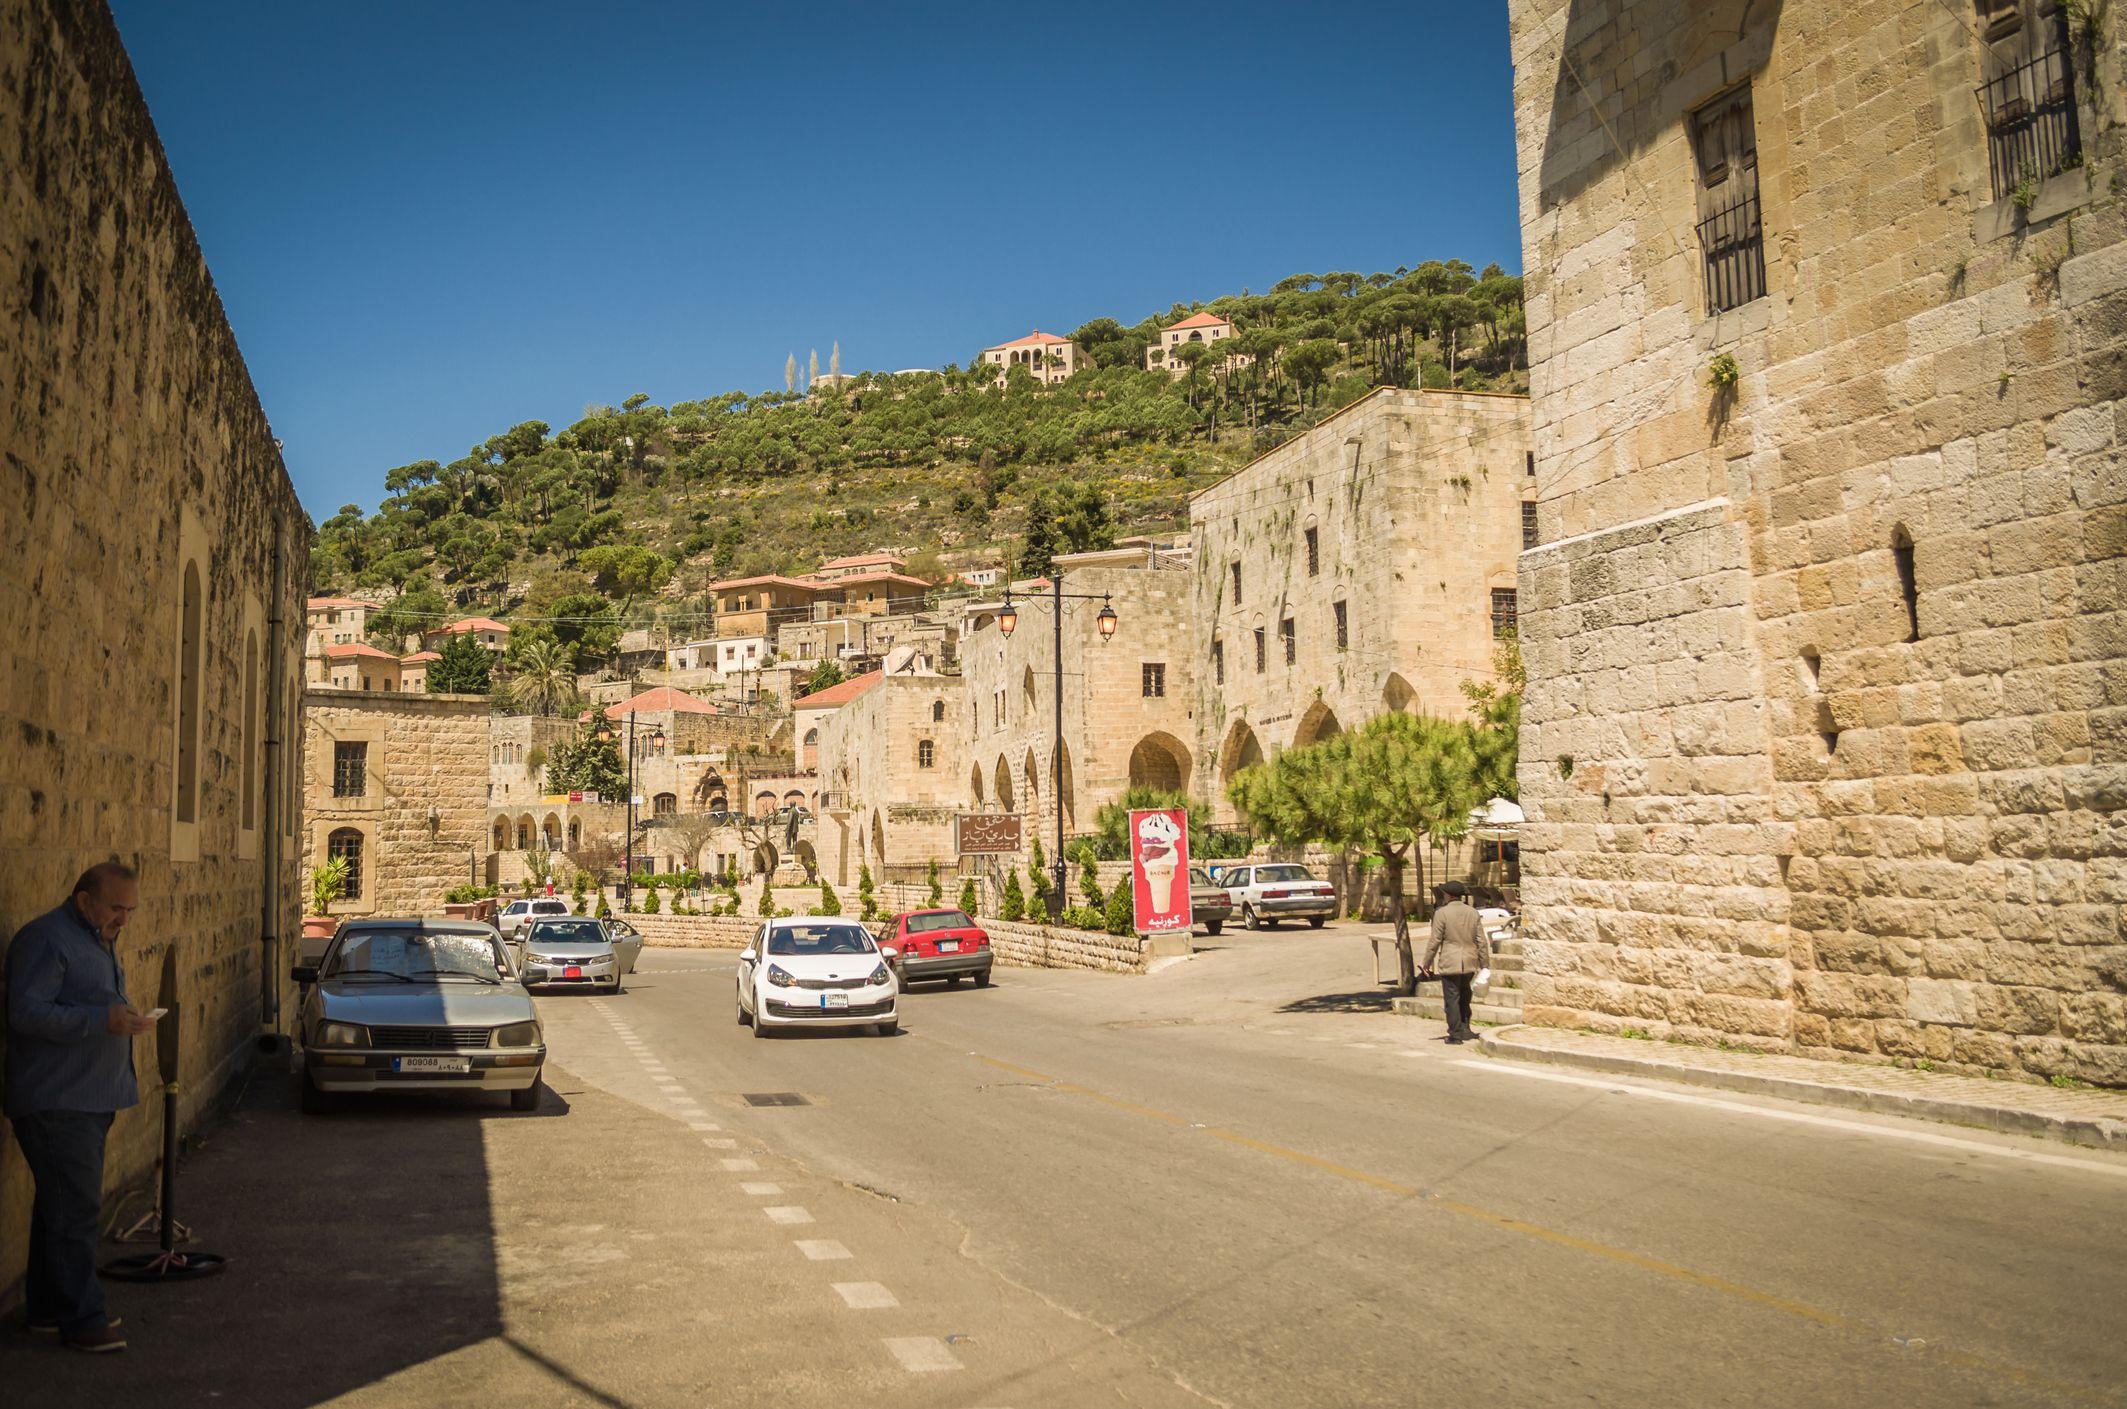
[[998, 577, 1119, 919]]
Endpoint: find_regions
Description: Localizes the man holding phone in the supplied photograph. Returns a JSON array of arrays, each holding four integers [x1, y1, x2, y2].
[[4, 860, 154, 1352]]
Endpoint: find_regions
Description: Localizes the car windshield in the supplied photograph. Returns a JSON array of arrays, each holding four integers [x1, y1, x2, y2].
[[1254, 865, 1314, 883], [905, 911, 974, 933], [765, 924, 876, 957], [328, 931, 501, 981], [1190, 868, 1218, 885], [529, 920, 607, 945]]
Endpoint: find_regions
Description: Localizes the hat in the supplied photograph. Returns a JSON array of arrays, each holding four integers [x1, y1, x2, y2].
[[1443, 882, 1468, 898]]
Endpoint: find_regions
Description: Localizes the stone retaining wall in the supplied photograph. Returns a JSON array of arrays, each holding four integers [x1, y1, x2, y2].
[[620, 911, 1147, 973]]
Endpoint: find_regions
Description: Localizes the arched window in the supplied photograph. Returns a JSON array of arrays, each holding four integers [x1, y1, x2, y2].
[[654, 793, 678, 816], [493, 820, 508, 851], [517, 821, 531, 850], [804, 728, 820, 747], [241, 628, 260, 833], [175, 561, 203, 825], [328, 828, 363, 901], [932, 700, 946, 722], [568, 820, 581, 848], [918, 739, 935, 769]]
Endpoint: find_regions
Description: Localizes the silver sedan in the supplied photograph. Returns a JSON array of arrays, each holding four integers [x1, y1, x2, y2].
[[519, 916, 644, 993], [293, 919, 546, 1112]]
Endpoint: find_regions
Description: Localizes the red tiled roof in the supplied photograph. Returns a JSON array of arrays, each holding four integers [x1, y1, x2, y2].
[[1167, 311, 1230, 331], [307, 596, 377, 610], [602, 686, 718, 720], [402, 650, 441, 663], [989, 330, 1072, 349], [819, 552, 905, 570], [324, 642, 398, 660], [792, 670, 882, 710], [822, 572, 932, 591], [707, 574, 827, 593], [438, 617, 511, 634]]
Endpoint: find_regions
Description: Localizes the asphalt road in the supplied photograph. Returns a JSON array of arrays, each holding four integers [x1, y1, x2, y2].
[[8, 925, 2124, 1408], [540, 930, 2127, 1407]]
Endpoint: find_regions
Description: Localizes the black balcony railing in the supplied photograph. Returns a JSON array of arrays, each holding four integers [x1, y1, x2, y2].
[[1696, 190, 1766, 313], [1978, 29, 2082, 203]]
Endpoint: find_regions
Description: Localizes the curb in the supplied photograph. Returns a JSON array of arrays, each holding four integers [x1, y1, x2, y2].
[[1475, 1026, 2127, 1153]]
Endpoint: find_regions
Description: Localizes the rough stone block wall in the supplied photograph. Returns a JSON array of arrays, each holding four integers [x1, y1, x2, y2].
[[0, 0, 311, 1298], [301, 692, 491, 917], [1190, 389, 1531, 819], [1509, 0, 2127, 1082], [954, 919, 1148, 974]]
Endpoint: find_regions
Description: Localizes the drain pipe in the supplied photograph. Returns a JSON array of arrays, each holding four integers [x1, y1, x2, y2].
[[259, 532, 287, 1042]]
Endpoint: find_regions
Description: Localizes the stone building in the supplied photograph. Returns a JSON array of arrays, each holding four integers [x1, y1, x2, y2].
[[1508, 0, 2127, 1083], [1, 0, 311, 1294], [1190, 387, 1533, 818], [816, 669, 966, 885], [306, 595, 377, 653], [1146, 311, 1252, 377], [302, 692, 490, 916], [961, 547, 1198, 850], [978, 330, 1084, 386]]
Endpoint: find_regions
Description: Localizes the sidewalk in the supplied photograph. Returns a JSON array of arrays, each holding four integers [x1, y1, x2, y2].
[[1477, 1024, 2127, 1152]]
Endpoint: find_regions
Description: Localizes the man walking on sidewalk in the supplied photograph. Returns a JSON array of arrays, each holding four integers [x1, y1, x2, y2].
[[1422, 883, 1491, 1045], [4, 861, 154, 1353]]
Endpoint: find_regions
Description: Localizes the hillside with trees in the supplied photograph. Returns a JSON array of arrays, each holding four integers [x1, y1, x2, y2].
[[311, 260, 1525, 675]]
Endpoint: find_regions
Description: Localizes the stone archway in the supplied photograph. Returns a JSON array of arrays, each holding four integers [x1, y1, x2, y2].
[[870, 811, 887, 867], [1218, 720, 1265, 790], [1293, 699, 1342, 749], [970, 763, 986, 809], [993, 756, 1015, 812], [1055, 740, 1076, 831], [493, 819, 509, 851], [516, 816, 534, 850], [1127, 732, 1192, 793], [542, 813, 562, 850], [1383, 673, 1416, 714], [1022, 747, 1040, 816]]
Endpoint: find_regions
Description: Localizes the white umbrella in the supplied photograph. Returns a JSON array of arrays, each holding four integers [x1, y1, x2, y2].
[[1469, 795, 1524, 839]]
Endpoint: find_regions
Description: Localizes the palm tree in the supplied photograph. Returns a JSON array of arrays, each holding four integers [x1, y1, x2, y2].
[[505, 637, 576, 717]]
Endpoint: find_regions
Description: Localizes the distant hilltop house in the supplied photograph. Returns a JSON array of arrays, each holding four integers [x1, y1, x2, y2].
[[979, 330, 1083, 386], [423, 616, 511, 652], [1146, 311, 1252, 378], [306, 595, 378, 652]]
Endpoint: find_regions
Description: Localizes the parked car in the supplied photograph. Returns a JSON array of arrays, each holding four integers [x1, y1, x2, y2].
[[497, 897, 572, 943], [1213, 863, 1338, 930], [736, 917, 898, 1038], [877, 909, 993, 987], [1188, 869, 1233, 936], [291, 918, 545, 1113], [519, 916, 640, 993]]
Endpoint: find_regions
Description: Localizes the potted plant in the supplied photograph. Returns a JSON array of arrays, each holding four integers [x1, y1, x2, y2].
[[304, 857, 349, 939]]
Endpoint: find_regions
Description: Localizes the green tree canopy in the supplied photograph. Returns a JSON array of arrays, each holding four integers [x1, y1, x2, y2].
[[426, 631, 493, 695]]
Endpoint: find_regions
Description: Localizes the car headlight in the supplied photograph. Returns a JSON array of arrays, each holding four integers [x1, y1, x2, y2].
[[766, 964, 797, 988], [493, 1020, 542, 1048], [316, 1021, 369, 1047], [866, 963, 890, 986]]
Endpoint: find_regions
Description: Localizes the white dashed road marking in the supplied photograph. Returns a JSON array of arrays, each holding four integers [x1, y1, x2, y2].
[[764, 1206, 814, 1226], [794, 1240, 850, 1261], [832, 1281, 899, 1309], [739, 1181, 783, 1196], [702, 1137, 736, 1150], [687, 1122, 722, 1132], [883, 1336, 962, 1372], [720, 1158, 760, 1171]]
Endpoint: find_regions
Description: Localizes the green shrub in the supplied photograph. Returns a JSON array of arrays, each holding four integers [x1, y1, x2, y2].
[[858, 863, 878, 920], [1103, 881, 1135, 935], [643, 882, 661, 915], [1000, 871, 1026, 922], [596, 891, 610, 918], [817, 880, 841, 915], [926, 859, 943, 906], [758, 877, 777, 917], [1028, 837, 1049, 911], [1076, 846, 1103, 910], [958, 876, 979, 916], [1060, 904, 1104, 930]]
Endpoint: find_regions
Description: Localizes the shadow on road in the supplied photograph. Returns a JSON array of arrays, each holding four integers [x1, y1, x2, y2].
[[1276, 988, 1400, 1014], [0, 1062, 543, 1408]]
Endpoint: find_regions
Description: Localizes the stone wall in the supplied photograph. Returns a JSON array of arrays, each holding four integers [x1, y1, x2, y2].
[[1190, 388, 1531, 819], [1508, 0, 2127, 1082], [816, 673, 965, 884], [0, 0, 311, 1300], [302, 692, 490, 917], [616, 911, 1145, 974]]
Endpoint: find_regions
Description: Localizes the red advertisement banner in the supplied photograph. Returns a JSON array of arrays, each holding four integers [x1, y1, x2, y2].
[[1128, 808, 1192, 935]]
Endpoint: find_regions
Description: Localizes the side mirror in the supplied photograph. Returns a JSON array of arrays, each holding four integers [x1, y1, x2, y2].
[[739, 949, 757, 963], [880, 947, 899, 960], [290, 965, 318, 984]]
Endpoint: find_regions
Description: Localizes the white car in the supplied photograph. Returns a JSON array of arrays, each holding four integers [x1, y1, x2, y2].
[[497, 897, 572, 948], [519, 916, 643, 993], [735, 917, 899, 1038], [1211, 862, 1338, 930]]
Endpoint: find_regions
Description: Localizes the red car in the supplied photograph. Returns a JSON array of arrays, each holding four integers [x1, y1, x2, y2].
[[879, 908, 994, 988]]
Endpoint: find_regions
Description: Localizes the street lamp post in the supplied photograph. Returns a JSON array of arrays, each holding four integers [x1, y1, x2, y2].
[[601, 713, 666, 910], [998, 570, 1117, 921]]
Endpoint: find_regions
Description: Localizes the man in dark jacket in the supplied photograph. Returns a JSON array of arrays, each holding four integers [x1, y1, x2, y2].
[[5, 861, 154, 1352], [1421, 882, 1491, 1045]]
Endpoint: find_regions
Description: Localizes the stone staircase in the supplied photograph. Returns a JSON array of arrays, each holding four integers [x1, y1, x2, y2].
[[1398, 933, 1526, 1026]]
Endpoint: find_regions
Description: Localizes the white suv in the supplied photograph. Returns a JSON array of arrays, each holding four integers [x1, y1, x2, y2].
[[497, 898, 572, 944], [1212, 863, 1337, 930]]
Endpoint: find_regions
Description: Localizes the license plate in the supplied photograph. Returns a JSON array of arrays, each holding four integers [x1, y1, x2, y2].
[[824, 992, 849, 1009], [939, 940, 960, 952], [393, 1056, 470, 1074], [565, 966, 582, 979]]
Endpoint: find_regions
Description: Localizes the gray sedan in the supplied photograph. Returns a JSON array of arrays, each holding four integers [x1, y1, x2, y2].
[[293, 919, 546, 1112], [519, 916, 644, 993]]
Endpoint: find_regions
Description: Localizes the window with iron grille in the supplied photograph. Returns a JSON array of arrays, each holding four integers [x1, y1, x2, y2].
[[1142, 662, 1166, 698], [1525, 451, 1536, 478], [1334, 601, 1348, 650], [1975, 1, 2082, 202], [328, 828, 363, 901], [1280, 618, 1295, 664], [917, 739, 935, 768], [1490, 588, 1519, 639], [1691, 86, 1767, 312], [1304, 527, 1319, 577], [1212, 638, 1224, 685], [1522, 500, 1540, 550], [1253, 628, 1266, 673], [1230, 561, 1242, 605], [332, 741, 367, 797]]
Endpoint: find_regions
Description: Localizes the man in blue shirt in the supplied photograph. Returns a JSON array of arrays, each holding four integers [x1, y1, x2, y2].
[[5, 861, 154, 1352]]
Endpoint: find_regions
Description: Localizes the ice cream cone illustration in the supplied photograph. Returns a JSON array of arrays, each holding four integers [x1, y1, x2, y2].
[[1136, 812, 1185, 918]]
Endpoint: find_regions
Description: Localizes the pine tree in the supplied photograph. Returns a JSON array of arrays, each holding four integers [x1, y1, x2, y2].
[[830, 341, 841, 379], [759, 875, 777, 917], [785, 353, 797, 394], [1027, 836, 1049, 913], [926, 859, 942, 906], [808, 348, 819, 390], [1076, 845, 1103, 909], [1103, 878, 1135, 935], [857, 863, 877, 920], [1000, 871, 1026, 922], [958, 876, 979, 916], [643, 881, 661, 915], [817, 880, 841, 915]]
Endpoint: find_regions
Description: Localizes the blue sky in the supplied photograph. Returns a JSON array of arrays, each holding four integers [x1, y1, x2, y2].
[[109, 2, 1523, 519]]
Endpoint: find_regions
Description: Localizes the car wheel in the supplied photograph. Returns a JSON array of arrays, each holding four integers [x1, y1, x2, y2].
[[1243, 905, 1262, 931], [875, 1019, 899, 1036], [737, 1000, 752, 1026], [752, 1011, 773, 1039], [1204, 919, 1224, 936], [946, 973, 963, 987], [1308, 917, 1327, 929], [975, 970, 992, 988], [298, 1069, 333, 1115], [510, 1079, 543, 1112]]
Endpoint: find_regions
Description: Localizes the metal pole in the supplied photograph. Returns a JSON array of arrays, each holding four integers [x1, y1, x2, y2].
[[624, 712, 637, 908], [1050, 572, 1066, 920]]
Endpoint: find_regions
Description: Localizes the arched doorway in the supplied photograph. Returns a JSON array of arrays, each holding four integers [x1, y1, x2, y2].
[[1383, 673, 1416, 714], [1219, 720, 1265, 791], [567, 819, 581, 849], [870, 811, 887, 867], [1127, 732, 1192, 793], [515, 817, 533, 850], [542, 814, 562, 850], [493, 819, 508, 851], [1022, 747, 1040, 816], [993, 756, 1015, 811], [1293, 699, 1342, 749], [1055, 740, 1076, 831], [970, 763, 986, 809], [754, 791, 777, 816]]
